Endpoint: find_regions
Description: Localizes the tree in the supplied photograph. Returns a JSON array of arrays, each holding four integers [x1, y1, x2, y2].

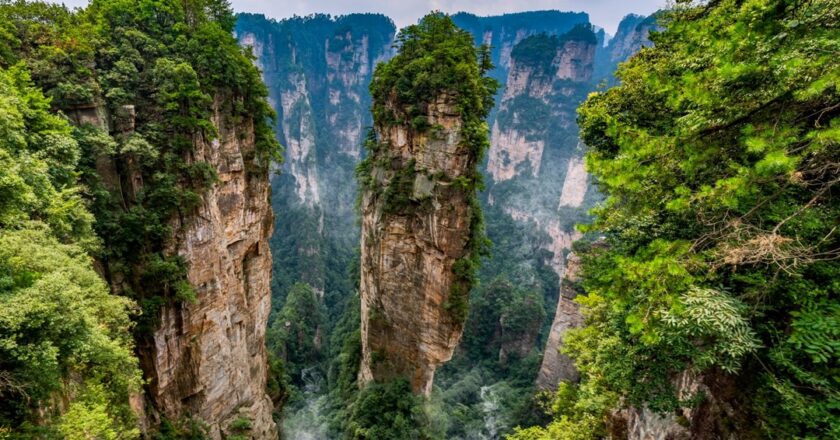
[[0, 64, 140, 436], [513, 1, 840, 438]]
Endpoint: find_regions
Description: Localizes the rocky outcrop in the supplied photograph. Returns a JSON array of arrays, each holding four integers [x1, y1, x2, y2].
[[536, 253, 583, 389], [609, 370, 748, 440], [606, 14, 656, 67], [359, 94, 477, 396], [138, 97, 277, 439], [531, 13, 658, 394], [595, 14, 658, 82], [558, 156, 588, 208], [486, 124, 545, 181], [67, 95, 277, 439], [452, 11, 591, 76], [483, 29, 595, 295]]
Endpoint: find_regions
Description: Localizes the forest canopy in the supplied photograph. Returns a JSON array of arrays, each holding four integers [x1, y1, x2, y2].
[[512, 0, 840, 438]]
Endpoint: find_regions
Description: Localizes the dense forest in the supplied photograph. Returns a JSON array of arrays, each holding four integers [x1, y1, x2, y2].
[[1, 0, 280, 437], [0, 0, 838, 439]]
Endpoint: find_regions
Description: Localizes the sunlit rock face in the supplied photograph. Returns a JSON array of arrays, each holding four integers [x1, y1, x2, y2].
[[536, 253, 583, 389], [140, 96, 278, 439], [358, 94, 476, 395], [69, 96, 277, 439]]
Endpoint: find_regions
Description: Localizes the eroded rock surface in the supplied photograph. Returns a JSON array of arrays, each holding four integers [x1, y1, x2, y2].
[[139, 98, 277, 439], [536, 252, 584, 389], [359, 95, 476, 395]]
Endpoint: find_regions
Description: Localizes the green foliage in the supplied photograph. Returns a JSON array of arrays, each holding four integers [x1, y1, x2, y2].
[[0, 65, 96, 246], [0, 0, 281, 435], [0, 62, 140, 435], [510, 33, 560, 74], [0, 225, 142, 436], [370, 12, 497, 141], [381, 159, 418, 215], [153, 417, 209, 440], [507, 381, 611, 440], [1, 0, 281, 334], [346, 379, 430, 440], [268, 282, 325, 387], [521, 0, 840, 438]]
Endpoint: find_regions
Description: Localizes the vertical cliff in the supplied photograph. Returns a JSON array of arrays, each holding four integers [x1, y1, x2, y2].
[[530, 16, 655, 393], [358, 93, 476, 395], [235, 14, 395, 304], [358, 14, 497, 395], [452, 11, 593, 83], [69, 102, 277, 439], [1, 2, 283, 437], [485, 27, 596, 284], [594, 13, 658, 83], [535, 252, 583, 389], [135, 96, 277, 439]]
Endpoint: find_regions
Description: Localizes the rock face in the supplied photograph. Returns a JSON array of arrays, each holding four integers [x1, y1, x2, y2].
[[594, 14, 658, 83], [499, 18, 652, 391], [452, 11, 593, 80], [609, 370, 747, 440], [485, 29, 596, 287], [358, 94, 476, 396], [68, 97, 277, 439], [138, 97, 277, 439], [487, 33, 595, 184], [235, 13, 395, 300], [536, 253, 584, 389]]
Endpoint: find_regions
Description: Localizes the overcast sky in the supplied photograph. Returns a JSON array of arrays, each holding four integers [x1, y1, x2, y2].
[[55, 0, 665, 35]]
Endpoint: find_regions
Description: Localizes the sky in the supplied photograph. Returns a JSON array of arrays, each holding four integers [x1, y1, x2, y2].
[[54, 0, 665, 35]]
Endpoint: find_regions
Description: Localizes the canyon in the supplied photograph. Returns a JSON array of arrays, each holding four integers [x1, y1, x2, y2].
[[5, 1, 830, 439], [233, 10, 657, 439]]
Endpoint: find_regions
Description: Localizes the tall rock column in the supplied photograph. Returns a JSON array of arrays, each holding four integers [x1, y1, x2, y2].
[[140, 97, 277, 439], [357, 13, 497, 395]]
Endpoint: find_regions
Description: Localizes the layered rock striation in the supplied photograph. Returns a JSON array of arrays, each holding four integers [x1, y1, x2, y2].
[[138, 98, 277, 439], [358, 15, 496, 395], [358, 93, 478, 395]]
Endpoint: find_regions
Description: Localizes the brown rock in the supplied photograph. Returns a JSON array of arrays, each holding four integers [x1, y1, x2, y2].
[[137, 97, 277, 439], [359, 94, 477, 395]]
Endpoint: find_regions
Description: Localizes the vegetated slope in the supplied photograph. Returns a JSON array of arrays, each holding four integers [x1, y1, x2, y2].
[[0, 54, 141, 439], [1, 1, 281, 437], [512, 0, 840, 438]]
